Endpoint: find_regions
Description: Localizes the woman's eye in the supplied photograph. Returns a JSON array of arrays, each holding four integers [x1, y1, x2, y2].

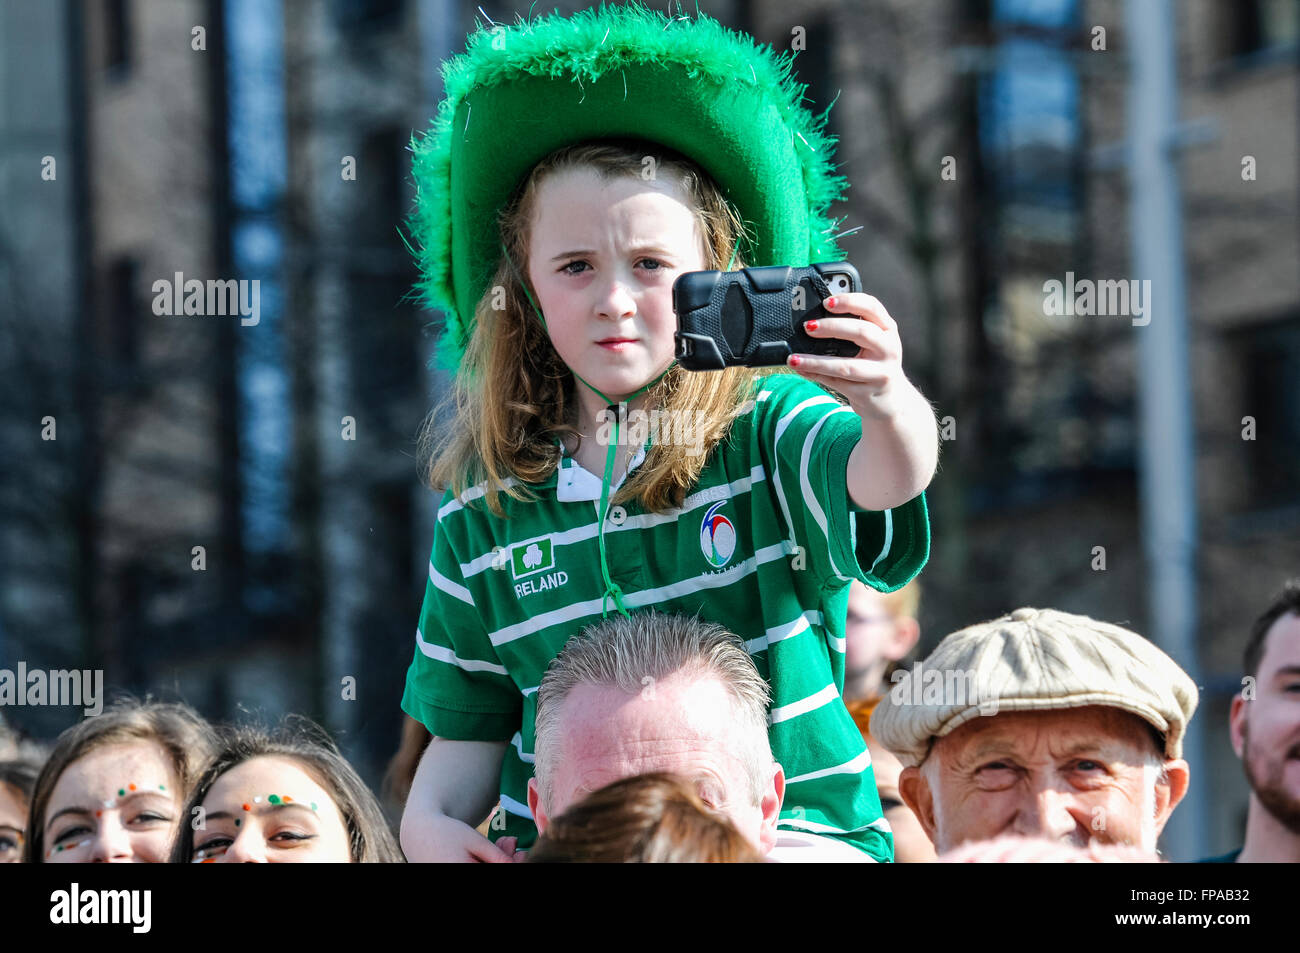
[[53, 825, 91, 844], [638, 258, 665, 270], [270, 830, 315, 844], [133, 812, 171, 824], [560, 260, 588, 275]]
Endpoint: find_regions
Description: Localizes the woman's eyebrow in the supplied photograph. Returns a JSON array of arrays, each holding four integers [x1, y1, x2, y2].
[[549, 245, 677, 261], [205, 803, 319, 822], [47, 790, 173, 824]]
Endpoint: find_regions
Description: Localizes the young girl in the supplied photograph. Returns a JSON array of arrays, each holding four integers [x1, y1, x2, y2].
[[400, 5, 936, 863]]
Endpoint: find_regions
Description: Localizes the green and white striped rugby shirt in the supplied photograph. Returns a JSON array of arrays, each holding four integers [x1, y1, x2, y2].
[[401, 370, 930, 861]]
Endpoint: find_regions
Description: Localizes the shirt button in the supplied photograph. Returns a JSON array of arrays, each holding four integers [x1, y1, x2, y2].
[[608, 505, 627, 526]]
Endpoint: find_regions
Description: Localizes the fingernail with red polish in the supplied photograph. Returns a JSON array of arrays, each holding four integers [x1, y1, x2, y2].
[[789, 355, 801, 366], [825, 296, 837, 308], [805, 319, 819, 331]]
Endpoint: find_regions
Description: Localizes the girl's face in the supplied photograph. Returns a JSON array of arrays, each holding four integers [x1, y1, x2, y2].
[[526, 166, 706, 406], [0, 782, 27, 862], [43, 741, 180, 863], [190, 755, 352, 863]]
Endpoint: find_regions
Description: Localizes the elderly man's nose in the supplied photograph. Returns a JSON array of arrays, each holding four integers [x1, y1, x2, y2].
[[1015, 787, 1084, 843]]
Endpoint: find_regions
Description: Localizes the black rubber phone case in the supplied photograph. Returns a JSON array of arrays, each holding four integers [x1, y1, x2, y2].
[[673, 262, 861, 370]]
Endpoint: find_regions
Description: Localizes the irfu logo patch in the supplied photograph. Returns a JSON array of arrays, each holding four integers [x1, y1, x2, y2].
[[511, 538, 554, 579]]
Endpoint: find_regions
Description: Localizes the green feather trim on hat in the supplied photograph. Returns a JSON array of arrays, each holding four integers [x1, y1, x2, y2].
[[408, 0, 851, 371]]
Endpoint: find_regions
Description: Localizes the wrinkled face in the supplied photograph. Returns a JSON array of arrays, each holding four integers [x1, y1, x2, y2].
[[865, 737, 935, 863], [43, 741, 179, 863], [1238, 612, 1300, 833], [911, 707, 1181, 854], [0, 782, 28, 863], [191, 756, 352, 863], [531, 673, 781, 854], [526, 166, 706, 405]]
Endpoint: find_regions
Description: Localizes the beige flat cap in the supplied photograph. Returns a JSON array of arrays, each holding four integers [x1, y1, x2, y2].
[[869, 607, 1199, 767]]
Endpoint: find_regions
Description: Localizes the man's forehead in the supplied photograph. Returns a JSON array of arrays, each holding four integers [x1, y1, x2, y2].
[[936, 707, 1154, 761]]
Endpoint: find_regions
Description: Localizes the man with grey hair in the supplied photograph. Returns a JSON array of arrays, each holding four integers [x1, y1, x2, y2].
[[871, 607, 1196, 856], [526, 610, 870, 861]]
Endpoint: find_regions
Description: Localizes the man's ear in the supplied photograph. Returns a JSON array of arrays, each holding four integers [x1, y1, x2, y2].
[[527, 777, 548, 835], [1152, 759, 1190, 835], [885, 617, 921, 662], [757, 763, 785, 856], [1228, 693, 1248, 759], [899, 764, 938, 846]]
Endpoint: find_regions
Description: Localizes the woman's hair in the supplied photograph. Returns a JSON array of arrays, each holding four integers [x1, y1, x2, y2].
[[169, 718, 405, 864], [422, 137, 767, 515], [527, 772, 765, 863], [23, 698, 217, 862]]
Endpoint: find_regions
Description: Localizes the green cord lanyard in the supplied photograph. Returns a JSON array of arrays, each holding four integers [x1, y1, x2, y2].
[[499, 242, 738, 618]]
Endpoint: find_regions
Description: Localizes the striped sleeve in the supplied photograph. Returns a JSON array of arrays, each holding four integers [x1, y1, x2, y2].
[[400, 514, 521, 742], [758, 372, 929, 592]]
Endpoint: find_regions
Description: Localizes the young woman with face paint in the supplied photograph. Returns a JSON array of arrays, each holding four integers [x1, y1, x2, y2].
[[171, 720, 403, 864]]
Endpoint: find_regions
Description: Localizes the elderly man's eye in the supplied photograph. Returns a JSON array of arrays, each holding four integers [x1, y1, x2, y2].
[[1074, 760, 1104, 772], [974, 762, 1018, 789]]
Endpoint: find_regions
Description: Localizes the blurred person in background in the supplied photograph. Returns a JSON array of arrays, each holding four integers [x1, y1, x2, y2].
[[172, 719, 403, 864], [528, 772, 764, 863], [0, 758, 40, 862], [1205, 580, 1300, 863], [841, 577, 933, 861], [873, 608, 1195, 856], [843, 578, 922, 713], [24, 699, 216, 863]]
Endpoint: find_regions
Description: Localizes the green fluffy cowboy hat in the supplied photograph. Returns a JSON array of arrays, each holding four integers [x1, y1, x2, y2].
[[408, 0, 851, 370]]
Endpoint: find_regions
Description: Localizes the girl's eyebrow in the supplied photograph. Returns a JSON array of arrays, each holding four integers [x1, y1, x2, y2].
[[550, 245, 676, 261]]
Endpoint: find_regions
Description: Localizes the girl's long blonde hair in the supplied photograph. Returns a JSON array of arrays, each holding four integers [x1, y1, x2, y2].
[[422, 138, 766, 516]]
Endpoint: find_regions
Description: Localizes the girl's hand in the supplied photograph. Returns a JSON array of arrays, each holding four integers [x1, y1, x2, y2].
[[788, 293, 914, 420]]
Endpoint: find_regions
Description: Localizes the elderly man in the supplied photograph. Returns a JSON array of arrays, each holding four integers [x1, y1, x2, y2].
[[1207, 580, 1300, 862], [871, 607, 1196, 855], [526, 610, 871, 862]]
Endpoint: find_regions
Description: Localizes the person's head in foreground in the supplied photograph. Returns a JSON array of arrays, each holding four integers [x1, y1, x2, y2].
[[0, 758, 41, 862], [528, 771, 765, 863], [938, 834, 1159, 863], [1227, 579, 1300, 862], [24, 699, 216, 863], [871, 607, 1197, 855], [171, 720, 403, 863], [530, 610, 784, 855], [843, 578, 922, 706]]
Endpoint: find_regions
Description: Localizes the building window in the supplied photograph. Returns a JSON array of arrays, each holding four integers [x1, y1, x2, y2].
[[331, 0, 405, 31], [104, 0, 131, 77], [1236, 317, 1300, 507], [1224, 0, 1300, 60], [106, 257, 140, 368]]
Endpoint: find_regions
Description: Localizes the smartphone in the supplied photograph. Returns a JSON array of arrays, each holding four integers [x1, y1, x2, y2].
[[673, 262, 861, 370]]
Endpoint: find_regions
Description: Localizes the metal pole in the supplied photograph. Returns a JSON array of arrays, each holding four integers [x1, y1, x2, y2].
[[1125, 0, 1206, 862]]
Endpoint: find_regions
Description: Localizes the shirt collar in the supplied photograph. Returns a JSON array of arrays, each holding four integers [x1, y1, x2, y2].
[[555, 441, 648, 503]]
